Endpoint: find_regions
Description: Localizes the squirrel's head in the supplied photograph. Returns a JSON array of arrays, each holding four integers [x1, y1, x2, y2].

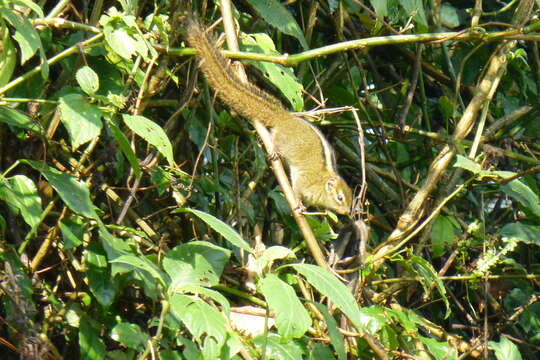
[[324, 177, 353, 215]]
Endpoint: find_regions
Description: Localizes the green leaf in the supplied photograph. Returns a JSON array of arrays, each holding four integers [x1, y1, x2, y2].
[[169, 294, 227, 358], [400, 0, 428, 31], [385, 306, 421, 334], [175, 208, 252, 253], [23, 160, 98, 219], [84, 244, 116, 307], [0, 215, 5, 239], [310, 302, 346, 360], [309, 343, 336, 360], [79, 315, 107, 360], [180, 285, 231, 316], [501, 223, 540, 246], [59, 216, 85, 250], [59, 94, 103, 150], [244, 0, 308, 49], [0, 175, 42, 228], [497, 171, 540, 218], [0, 9, 40, 64], [288, 264, 380, 332], [159, 349, 184, 360], [488, 337, 523, 360], [106, 28, 138, 59], [408, 255, 450, 318], [253, 333, 303, 360], [255, 246, 296, 273], [240, 34, 304, 111], [108, 121, 141, 178], [420, 336, 457, 360], [369, 0, 388, 18], [0, 31, 16, 87], [259, 274, 311, 340], [98, 226, 132, 260], [76, 66, 100, 95], [122, 114, 174, 167], [327, 0, 339, 13], [430, 215, 458, 258], [110, 254, 167, 287], [441, 3, 461, 28], [454, 155, 482, 174], [0, 106, 40, 132], [13, 0, 45, 17], [163, 241, 231, 292], [110, 322, 149, 351]]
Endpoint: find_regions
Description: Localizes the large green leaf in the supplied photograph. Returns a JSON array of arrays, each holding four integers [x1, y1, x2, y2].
[[0, 9, 40, 64], [110, 254, 167, 287], [110, 322, 149, 351], [175, 208, 252, 253], [84, 244, 116, 307], [431, 215, 458, 258], [253, 333, 304, 360], [310, 302, 346, 360], [59, 216, 85, 250], [259, 274, 311, 341], [59, 94, 103, 150], [105, 27, 138, 60], [288, 264, 382, 332], [12, 0, 44, 17], [79, 315, 106, 360], [0, 32, 16, 87], [180, 285, 231, 316], [497, 171, 540, 218], [0, 175, 42, 228], [454, 155, 482, 175], [122, 114, 174, 167], [400, 0, 428, 31], [501, 223, 540, 246], [0, 106, 41, 132], [489, 337, 523, 360], [169, 294, 227, 360], [108, 120, 142, 178], [163, 241, 231, 292], [369, 0, 388, 18], [420, 336, 458, 360], [309, 344, 336, 360], [408, 255, 450, 318], [23, 160, 98, 219], [244, 0, 308, 49]]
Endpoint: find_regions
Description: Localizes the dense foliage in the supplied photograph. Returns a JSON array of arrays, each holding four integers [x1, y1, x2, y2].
[[1, 0, 540, 359]]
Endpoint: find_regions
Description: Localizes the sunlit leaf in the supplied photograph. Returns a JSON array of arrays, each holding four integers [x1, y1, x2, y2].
[[59, 94, 103, 150], [76, 66, 100, 95], [0, 175, 41, 228], [122, 114, 174, 167], [175, 208, 252, 253], [23, 160, 98, 219], [259, 274, 311, 340], [244, 0, 308, 49], [110, 322, 149, 351]]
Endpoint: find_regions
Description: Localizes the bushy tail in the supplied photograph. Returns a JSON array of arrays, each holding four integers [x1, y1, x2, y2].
[[186, 20, 291, 127]]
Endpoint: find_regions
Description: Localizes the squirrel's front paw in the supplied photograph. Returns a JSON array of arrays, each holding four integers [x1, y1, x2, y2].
[[294, 202, 307, 214]]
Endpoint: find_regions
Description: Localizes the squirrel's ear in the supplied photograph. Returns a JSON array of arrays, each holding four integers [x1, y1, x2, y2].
[[326, 177, 337, 191]]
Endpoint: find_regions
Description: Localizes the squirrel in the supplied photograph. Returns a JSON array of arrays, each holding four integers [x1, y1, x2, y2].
[[186, 20, 353, 215]]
